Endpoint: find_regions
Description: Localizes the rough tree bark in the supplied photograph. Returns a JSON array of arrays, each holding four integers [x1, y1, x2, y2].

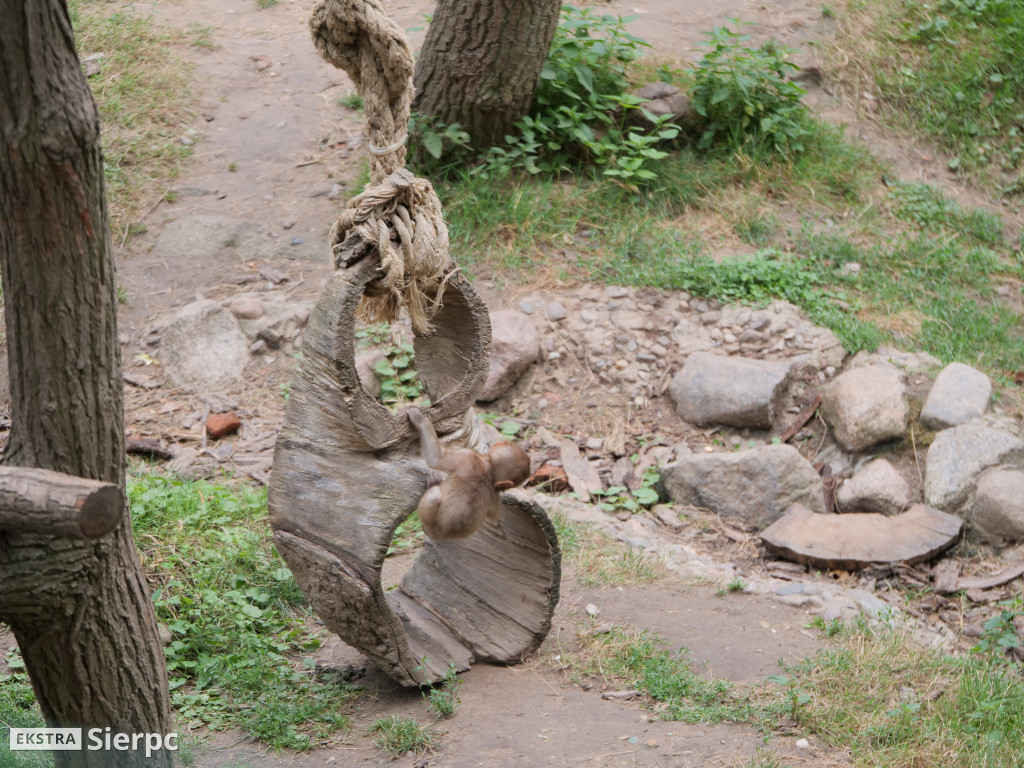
[[0, 2, 174, 766], [413, 0, 561, 149]]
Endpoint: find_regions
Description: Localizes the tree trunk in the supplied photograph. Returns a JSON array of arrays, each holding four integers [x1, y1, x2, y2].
[[413, 0, 561, 149], [0, 2, 173, 766]]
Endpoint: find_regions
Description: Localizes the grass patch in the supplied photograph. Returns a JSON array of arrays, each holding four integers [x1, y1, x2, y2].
[[0, 659, 49, 768], [561, 626, 767, 723], [773, 612, 1024, 768], [551, 512, 667, 586], [69, 1, 197, 241], [369, 715, 436, 755], [128, 473, 358, 749], [854, 0, 1024, 179]]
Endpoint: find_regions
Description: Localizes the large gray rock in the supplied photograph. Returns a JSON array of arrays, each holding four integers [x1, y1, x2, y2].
[[820, 365, 908, 451], [161, 300, 250, 392], [668, 351, 794, 429], [972, 468, 1024, 544], [924, 422, 1024, 512], [837, 458, 911, 515], [479, 310, 539, 402], [920, 362, 991, 430], [660, 444, 825, 529]]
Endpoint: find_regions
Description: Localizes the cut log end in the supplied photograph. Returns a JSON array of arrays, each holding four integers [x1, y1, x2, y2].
[[79, 484, 126, 538]]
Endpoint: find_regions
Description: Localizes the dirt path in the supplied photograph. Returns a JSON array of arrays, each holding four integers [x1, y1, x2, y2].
[[106, 1, 947, 765]]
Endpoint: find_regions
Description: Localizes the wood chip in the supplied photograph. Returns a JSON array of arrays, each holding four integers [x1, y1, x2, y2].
[[956, 563, 1024, 591], [601, 690, 640, 700], [559, 439, 602, 502], [776, 393, 821, 443], [125, 438, 174, 460], [932, 559, 963, 594]]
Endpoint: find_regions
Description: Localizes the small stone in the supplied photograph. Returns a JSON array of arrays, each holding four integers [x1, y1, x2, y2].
[[519, 301, 534, 315], [229, 295, 264, 320], [700, 311, 721, 325], [249, 339, 269, 354], [290, 236, 303, 246], [796, 738, 810, 749], [920, 362, 992, 430], [282, 220, 296, 230], [206, 412, 241, 439], [585, 603, 600, 617], [605, 286, 628, 299], [581, 309, 598, 324], [837, 459, 911, 515], [585, 437, 604, 451], [973, 468, 1024, 544], [546, 301, 567, 321], [259, 265, 289, 284], [820, 365, 908, 451]]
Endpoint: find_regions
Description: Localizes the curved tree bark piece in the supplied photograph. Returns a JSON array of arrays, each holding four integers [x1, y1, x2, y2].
[[761, 503, 963, 571], [269, 254, 561, 685]]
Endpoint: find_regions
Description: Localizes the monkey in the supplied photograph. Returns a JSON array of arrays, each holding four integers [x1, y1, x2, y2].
[[405, 407, 531, 540]]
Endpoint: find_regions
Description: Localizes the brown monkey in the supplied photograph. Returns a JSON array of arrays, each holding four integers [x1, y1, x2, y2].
[[405, 407, 531, 540]]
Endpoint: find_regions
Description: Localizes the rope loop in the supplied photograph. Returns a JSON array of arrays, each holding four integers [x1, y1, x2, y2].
[[311, 0, 453, 334]]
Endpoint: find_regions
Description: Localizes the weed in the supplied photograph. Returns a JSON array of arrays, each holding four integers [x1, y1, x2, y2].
[[421, 663, 462, 718], [717, 577, 748, 596], [369, 715, 435, 754], [185, 23, 216, 49], [470, 6, 678, 183], [355, 322, 426, 405], [807, 615, 845, 637], [256, 0, 277, 8], [227, 161, 238, 172], [563, 626, 761, 723], [0, 650, 49, 768], [388, 512, 424, 555], [691, 20, 809, 153], [69, 1, 195, 241], [338, 93, 364, 110], [127, 473, 359, 748], [591, 469, 661, 514], [771, 616, 1024, 767]]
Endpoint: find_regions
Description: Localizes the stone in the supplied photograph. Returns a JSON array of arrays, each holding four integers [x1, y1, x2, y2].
[[972, 468, 1024, 544], [820, 365, 908, 451], [479, 310, 539, 401], [761, 503, 962, 570], [837, 459, 911, 515], [668, 351, 794, 429], [229, 295, 264, 320], [920, 362, 992, 430], [652, 504, 684, 529], [236, 295, 315, 353], [924, 422, 1024, 512], [152, 214, 261, 260], [659, 444, 825, 529], [527, 464, 569, 493], [206, 412, 242, 439], [161, 300, 249, 393], [546, 301, 567, 321], [355, 349, 388, 398]]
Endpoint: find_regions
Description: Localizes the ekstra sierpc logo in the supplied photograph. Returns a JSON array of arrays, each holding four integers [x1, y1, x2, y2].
[[9, 728, 177, 757]]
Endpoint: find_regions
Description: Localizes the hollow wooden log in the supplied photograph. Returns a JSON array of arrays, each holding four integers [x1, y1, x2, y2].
[[269, 248, 561, 686], [0, 466, 124, 539]]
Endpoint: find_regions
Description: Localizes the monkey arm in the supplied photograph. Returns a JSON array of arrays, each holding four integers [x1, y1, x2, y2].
[[405, 407, 444, 467]]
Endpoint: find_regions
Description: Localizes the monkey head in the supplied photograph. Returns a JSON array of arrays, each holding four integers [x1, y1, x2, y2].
[[488, 441, 531, 491]]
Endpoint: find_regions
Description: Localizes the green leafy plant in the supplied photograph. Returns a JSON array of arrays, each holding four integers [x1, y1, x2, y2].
[[717, 577, 748, 595], [476, 6, 678, 183], [591, 469, 661, 514], [338, 93, 364, 110], [690, 20, 809, 152], [421, 663, 462, 717], [409, 113, 471, 162], [355, 322, 427, 405]]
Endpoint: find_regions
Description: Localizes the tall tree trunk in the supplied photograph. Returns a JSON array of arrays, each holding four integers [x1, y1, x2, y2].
[[0, 2, 173, 766], [413, 0, 561, 149]]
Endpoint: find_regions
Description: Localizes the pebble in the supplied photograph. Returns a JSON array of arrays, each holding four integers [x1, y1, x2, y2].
[[796, 738, 810, 749], [290, 237, 303, 246], [606, 286, 629, 299], [519, 302, 534, 315], [580, 309, 598, 324]]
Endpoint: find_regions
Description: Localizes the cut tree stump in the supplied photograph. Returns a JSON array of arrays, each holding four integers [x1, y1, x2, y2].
[[760, 503, 962, 571], [268, 245, 561, 686]]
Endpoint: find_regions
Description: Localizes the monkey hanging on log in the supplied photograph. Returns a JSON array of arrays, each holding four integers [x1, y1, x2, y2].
[[405, 407, 531, 540]]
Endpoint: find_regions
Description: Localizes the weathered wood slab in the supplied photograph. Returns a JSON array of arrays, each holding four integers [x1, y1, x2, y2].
[[760, 503, 962, 571], [269, 251, 561, 686]]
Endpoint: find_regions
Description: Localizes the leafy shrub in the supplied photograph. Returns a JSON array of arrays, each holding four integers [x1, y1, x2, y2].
[[477, 5, 679, 183], [690, 20, 809, 152]]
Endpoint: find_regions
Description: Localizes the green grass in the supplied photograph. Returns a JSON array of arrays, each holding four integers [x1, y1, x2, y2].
[[561, 626, 768, 723], [858, 0, 1024, 179], [773, 612, 1024, 768], [369, 715, 436, 755], [69, 1, 196, 241], [0, 661, 50, 768], [125, 473, 358, 749]]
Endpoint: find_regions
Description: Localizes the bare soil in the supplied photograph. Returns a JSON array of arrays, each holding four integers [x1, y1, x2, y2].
[[19, 0, 1020, 765]]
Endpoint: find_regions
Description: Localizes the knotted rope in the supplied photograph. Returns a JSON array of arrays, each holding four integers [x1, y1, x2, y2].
[[310, 0, 452, 333]]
